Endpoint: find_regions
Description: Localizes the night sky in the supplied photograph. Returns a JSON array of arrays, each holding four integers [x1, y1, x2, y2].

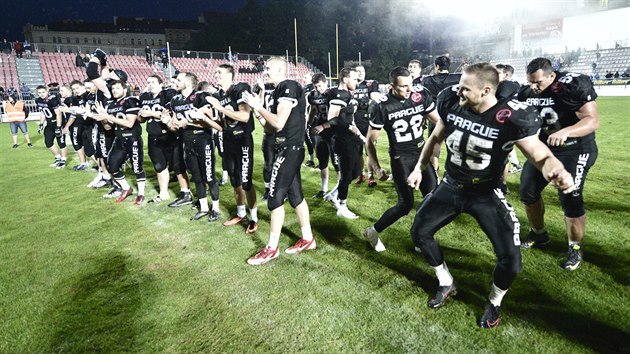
[[1, 0, 247, 40]]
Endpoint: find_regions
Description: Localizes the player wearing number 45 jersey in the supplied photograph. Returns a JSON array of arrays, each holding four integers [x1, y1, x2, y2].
[[518, 58, 600, 271], [364, 67, 439, 252], [407, 63, 574, 328]]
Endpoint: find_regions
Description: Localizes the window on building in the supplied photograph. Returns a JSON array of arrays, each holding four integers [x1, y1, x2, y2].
[[131, 39, 134, 45], [39, 36, 44, 43], [151, 39, 155, 45], [138, 39, 141, 45], [66, 37, 70, 44], [93, 38, 96, 44], [84, 38, 88, 44], [75, 38, 79, 44], [123, 38, 127, 44], [52, 37, 56, 43], [97, 38, 101, 44], [57, 37, 62, 43], [158, 40, 162, 46]]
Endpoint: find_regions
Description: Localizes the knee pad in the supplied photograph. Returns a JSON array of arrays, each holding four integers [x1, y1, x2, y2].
[[154, 162, 166, 173], [288, 194, 303, 209], [267, 193, 284, 211], [86, 62, 100, 80]]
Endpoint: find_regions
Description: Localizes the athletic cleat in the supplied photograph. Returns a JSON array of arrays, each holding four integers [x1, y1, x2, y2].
[[355, 174, 366, 184], [168, 192, 193, 207], [428, 282, 458, 309], [133, 195, 145, 205], [207, 210, 220, 222], [219, 177, 228, 186], [115, 188, 134, 203], [363, 227, 386, 252], [285, 238, 316, 254], [191, 200, 200, 210], [304, 160, 315, 168], [247, 246, 279, 265], [49, 159, 61, 167], [148, 195, 169, 203], [563, 244, 583, 270], [520, 230, 550, 249], [479, 302, 501, 328], [74, 163, 88, 171], [313, 190, 326, 199], [92, 178, 112, 189], [336, 205, 359, 219], [245, 220, 258, 234], [261, 188, 270, 201], [27, 143, 33, 147], [55, 160, 66, 169], [102, 187, 122, 199], [12, 144, 18, 149], [367, 176, 377, 188], [191, 210, 209, 221], [324, 192, 340, 209], [223, 215, 245, 226], [509, 164, 523, 174]]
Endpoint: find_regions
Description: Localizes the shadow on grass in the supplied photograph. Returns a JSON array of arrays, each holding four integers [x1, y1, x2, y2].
[[46, 252, 151, 352]]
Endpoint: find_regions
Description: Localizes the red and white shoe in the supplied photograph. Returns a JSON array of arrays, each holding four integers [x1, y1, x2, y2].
[[245, 220, 258, 234], [115, 188, 134, 203], [285, 238, 316, 254], [133, 195, 145, 205], [223, 215, 245, 226], [355, 174, 366, 184], [247, 246, 279, 265]]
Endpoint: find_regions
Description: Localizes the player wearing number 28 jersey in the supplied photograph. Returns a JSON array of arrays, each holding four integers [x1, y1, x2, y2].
[[407, 63, 574, 328]]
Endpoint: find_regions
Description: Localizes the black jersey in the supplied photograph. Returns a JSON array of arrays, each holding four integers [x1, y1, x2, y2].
[[169, 90, 211, 138], [438, 86, 541, 186], [139, 89, 176, 137], [303, 83, 314, 96], [496, 80, 521, 100], [107, 96, 141, 138], [354, 79, 379, 111], [422, 73, 462, 100], [517, 71, 597, 153], [270, 80, 306, 148], [307, 89, 331, 127], [214, 82, 255, 138], [35, 95, 61, 123], [253, 83, 276, 110], [370, 88, 436, 156], [329, 87, 361, 144], [412, 76, 423, 92], [62, 96, 78, 124]]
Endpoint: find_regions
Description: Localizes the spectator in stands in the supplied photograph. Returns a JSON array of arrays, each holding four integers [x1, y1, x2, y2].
[[605, 71, 613, 79], [614, 71, 620, 78], [161, 53, 169, 68], [5, 94, 33, 148], [1, 39, 11, 54], [0, 87, 5, 100], [24, 41, 31, 58], [592, 62, 597, 72], [75, 51, 85, 67], [20, 83, 31, 99], [145, 46, 152, 64], [14, 41, 24, 58]]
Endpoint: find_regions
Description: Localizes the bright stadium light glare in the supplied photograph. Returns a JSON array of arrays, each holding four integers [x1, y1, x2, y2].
[[414, 0, 520, 20]]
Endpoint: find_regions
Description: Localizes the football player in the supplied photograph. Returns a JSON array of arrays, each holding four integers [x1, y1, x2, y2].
[[407, 62, 574, 328], [421, 56, 462, 174], [364, 67, 439, 251], [308, 73, 339, 199], [408, 59, 423, 92], [206, 64, 258, 233], [93, 80, 145, 205], [68, 80, 93, 171], [253, 78, 276, 201], [168, 72, 222, 221], [518, 57, 600, 271], [242, 57, 316, 265], [138, 74, 191, 204], [353, 65, 381, 187], [35, 85, 67, 168]]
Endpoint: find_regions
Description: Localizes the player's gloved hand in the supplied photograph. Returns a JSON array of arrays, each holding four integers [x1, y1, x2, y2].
[[54, 127, 62, 138], [38, 123, 44, 134]]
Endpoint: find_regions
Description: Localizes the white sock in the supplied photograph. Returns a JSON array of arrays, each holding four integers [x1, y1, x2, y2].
[[488, 283, 508, 307], [212, 199, 220, 211], [222, 170, 228, 180], [199, 197, 209, 212], [137, 181, 145, 196], [249, 207, 258, 222], [321, 177, 328, 192], [55, 154, 61, 159], [532, 227, 546, 234], [301, 226, 313, 241], [181, 188, 190, 193], [268, 231, 281, 249], [339, 199, 347, 206], [434, 263, 453, 287], [569, 240, 580, 247], [368, 226, 378, 236], [237, 204, 246, 218], [264, 182, 270, 188], [117, 177, 130, 190]]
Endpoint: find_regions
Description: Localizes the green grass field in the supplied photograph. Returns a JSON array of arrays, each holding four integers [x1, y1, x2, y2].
[[1, 96, 628, 353]]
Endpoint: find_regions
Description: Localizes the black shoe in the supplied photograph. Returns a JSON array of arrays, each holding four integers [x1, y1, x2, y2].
[[27, 143, 33, 147], [261, 188, 270, 201], [191, 199, 200, 210], [12, 144, 18, 149], [305, 160, 315, 168], [93, 48, 107, 66], [428, 282, 458, 309], [520, 230, 550, 249], [500, 183, 510, 195], [191, 210, 209, 221], [313, 190, 325, 199], [563, 244, 583, 270], [168, 192, 193, 208], [479, 302, 501, 328], [207, 210, 220, 222]]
